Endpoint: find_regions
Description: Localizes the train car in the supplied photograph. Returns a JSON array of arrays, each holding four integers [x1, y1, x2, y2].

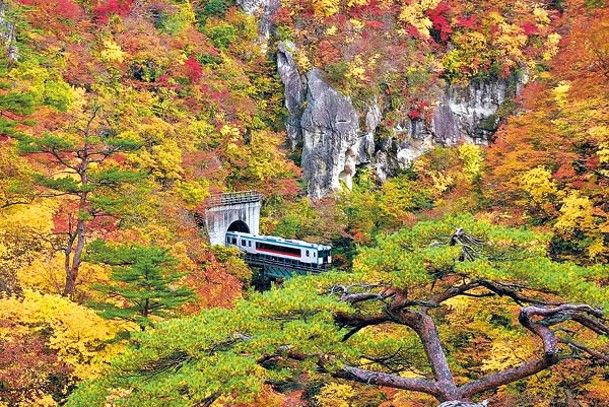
[[225, 231, 332, 268]]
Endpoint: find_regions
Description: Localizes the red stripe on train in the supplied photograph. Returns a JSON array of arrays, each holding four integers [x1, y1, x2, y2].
[[257, 248, 301, 258]]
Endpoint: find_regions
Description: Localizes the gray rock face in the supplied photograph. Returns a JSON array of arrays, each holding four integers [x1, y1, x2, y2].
[[300, 69, 359, 199], [236, 0, 280, 52], [277, 45, 523, 198], [0, 0, 18, 61], [357, 101, 380, 164], [431, 78, 519, 144], [370, 76, 521, 180], [277, 42, 306, 149], [372, 77, 521, 179], [278, 42, 366, 198], [236, 0, 266, 16]]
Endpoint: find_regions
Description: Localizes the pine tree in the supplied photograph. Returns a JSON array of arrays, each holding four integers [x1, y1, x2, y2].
[[13, 105, 143, 298], [87, 240, 194, 331], [68, 216, 609, 406]]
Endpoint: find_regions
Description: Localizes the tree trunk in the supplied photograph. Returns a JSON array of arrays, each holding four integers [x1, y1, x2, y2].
[[62, 187, 88, 298], [416, 312, 459, 399], [63, 217, 86, 297], [62, 231, 75, 297]]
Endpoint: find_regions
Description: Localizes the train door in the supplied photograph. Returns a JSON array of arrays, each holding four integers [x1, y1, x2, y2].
[[321, 249, 331, 265]]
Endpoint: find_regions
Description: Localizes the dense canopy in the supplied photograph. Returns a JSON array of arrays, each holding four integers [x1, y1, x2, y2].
[[0, 0, 608, 406]]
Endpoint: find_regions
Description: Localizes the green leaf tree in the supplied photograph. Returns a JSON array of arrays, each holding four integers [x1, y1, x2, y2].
[[87, 240, 195, 331], [13, 105, 143, 298], [67, 216, 609, 406]]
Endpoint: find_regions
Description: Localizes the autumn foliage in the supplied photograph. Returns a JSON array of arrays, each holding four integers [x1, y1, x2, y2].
[[1, 0, 609, 406], [485, 2, 609, 263]]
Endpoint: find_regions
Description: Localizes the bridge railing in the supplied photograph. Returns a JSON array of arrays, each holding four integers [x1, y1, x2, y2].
[[244, 253, 331, 274], [207, 191, 263, 207]]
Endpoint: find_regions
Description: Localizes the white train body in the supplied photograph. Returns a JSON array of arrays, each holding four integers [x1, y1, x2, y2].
[[225, 231, 332, 267]]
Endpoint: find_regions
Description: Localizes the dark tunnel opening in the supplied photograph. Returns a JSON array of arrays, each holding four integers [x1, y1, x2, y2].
[[227, 220, 250, 233]]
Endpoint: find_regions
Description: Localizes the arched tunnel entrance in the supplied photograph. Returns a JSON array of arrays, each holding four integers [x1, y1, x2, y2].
[[227, 220, 250, 233], [204, 191, 261, 246]]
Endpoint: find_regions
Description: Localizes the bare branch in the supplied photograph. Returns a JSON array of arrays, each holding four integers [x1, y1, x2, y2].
[[257, 346, 307, 365], [329, 284, 394, 304], [84, 105, 101, 139], [208, 333, 252, 355], [479, 280, 556, 306], [360, 346, 414, 374], [431, 281, 483, 304], [0, 198, 34, 209], [48, 147, 80, 172], [334, 311, 391, 342], [337, 365, 444, 400], [557, 337, 609, 363], [572, 313, 609, 336], [448, 228, 485, 261], [458, 357, 555, 399]]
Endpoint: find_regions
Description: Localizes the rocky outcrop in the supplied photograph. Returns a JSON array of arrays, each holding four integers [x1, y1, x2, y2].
[[278, 43, 370, 198], [278, 44, 523, 198], [372, 76, 522, 180], [0, 0, 18, 61], [236, 0, 280, 52], [277, 41, 306, 149], [300, 69, 359, 199], [431, 78, 521, 144]]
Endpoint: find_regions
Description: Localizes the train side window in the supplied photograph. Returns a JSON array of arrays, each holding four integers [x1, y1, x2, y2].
[[306, 250, 309, 257], [232, 238, 237, 244], [248, 241, 252, 247], [241, 239, 246, 246], [313, 252, 316, 257]]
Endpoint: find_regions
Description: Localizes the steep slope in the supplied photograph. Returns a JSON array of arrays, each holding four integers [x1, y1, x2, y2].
[[242, 0, 563, 197]]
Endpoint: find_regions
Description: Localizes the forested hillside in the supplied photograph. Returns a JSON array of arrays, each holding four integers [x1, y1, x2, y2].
[[0, 0, 608, 406]]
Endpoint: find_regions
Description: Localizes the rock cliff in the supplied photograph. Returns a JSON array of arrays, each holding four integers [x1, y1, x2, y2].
[[236, 0, 280, 53], [278, 43, 373, 198], [277, 41, 306, 149], [431, 78, 521, 144], [239, 1, 523, 198], [0, 0, 18, 61], [300, 68, 360, 198], [277, 43, 523, 198]]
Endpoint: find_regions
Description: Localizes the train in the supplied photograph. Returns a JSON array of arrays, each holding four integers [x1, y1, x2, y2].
[[225, 231, 332, 268]]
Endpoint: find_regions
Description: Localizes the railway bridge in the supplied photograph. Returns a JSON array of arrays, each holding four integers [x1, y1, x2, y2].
[[204, 191, 332, 282]]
